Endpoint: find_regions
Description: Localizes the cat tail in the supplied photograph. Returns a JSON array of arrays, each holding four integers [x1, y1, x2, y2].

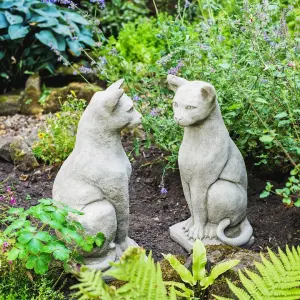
[[216, 218, 253, 247]]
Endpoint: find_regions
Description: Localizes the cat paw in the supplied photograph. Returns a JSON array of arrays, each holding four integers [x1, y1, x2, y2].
[[188, 224, 204, 240], [183, 217, 193, 232], [204, 223, 217, 239]]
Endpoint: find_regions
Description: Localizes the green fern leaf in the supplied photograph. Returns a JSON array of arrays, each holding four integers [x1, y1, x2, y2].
[[226, 279, 251, 300], [292, 246, 300, 263], [244, 269, 270, 296], [286, 245, 297, 267], [267, 247, 285, 275], [278, 247, 292, 271], [238, 269, 262, 299]]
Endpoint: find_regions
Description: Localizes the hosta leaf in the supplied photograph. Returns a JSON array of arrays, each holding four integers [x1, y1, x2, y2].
[[37, 17, 59, 28], [63, 11, 89, 25], [66, 38, 82, 57], [5, 11, 23, 25], [14, 6, 31, 19], [8, 24, 29, 39], [35, 30, 58, 49], [79, 35, 95, 47], [33, 7, 62, 18], [0, 13, 9, 29], [51, 24, 72, 37], [0, 0, 24, 9]]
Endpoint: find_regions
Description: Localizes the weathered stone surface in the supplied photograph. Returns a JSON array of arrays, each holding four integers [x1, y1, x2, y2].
[[0, 94, 22, 116], [9, 136, 39, 171], [21, 74, 43, 115], [167, 75, 253, 248], [43, 82, 100, 113], [52, 79, 142, 270], [0, 136, 13, 162]]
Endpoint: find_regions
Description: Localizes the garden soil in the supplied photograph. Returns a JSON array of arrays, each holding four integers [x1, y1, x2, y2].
[[0, 142, 299, 261]]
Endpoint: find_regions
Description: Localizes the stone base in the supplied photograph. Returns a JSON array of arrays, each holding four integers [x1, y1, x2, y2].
[[170, 221, 254, 252], [84, 238, 138, 271]]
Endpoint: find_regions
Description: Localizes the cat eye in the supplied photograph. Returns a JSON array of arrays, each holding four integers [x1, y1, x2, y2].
[[127, 107, 134, 112], [186, 105, 196, 109], [173, 102, 178, 107]]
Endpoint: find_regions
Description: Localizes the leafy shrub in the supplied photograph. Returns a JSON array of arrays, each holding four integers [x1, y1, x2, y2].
[[33, 92, 86, 164], [214, 245, 300, 300], [0, 197, 104, 275], [0, 0, 95, 92], [72, 246, 177, 299], [81, 0, 150, 36], [163, 239, 239, 298], [88, 1, 300, 201]]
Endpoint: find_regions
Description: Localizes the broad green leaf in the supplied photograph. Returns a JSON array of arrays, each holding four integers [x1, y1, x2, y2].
[[8, 207, 24, 214], [163, 254, 195, 285], [28, 238, 44, 254], [4, 11, 23, 25], [51, 24, 72, 37], [37, 17, 59, 28], [274, 112, 288, 119], [259, 191, 270, 198], [0, 13, 9, 29], [55, 34, 66, 52], [18, 231, 34, 244], [201, 260, 240, 289], [259, 135, 274, 144], [66, 38, 82, 57], [14, 6, 31, 19], [8, 24, 29, 39], [63, 11, 89, 25], [7, 247, 20, 260], [35, 30, 58, 49], [38, 199, 52, 205], [192, 239, 207, 281], [26, 255, 37, 269], [294, 199, 300, 207], [53, 247, 71, 261], [4, 218, 27, 234], [95, 232, 105, 247], [79, 35, 95, 47], [33, 7, 62, 18], [51, 211, 65, 223], [48, 220, 62, 229], [36, 231, 51, 242], [164, 281, 194, 298], [255, 98, 268, 104], [0, 0, 23, 9]]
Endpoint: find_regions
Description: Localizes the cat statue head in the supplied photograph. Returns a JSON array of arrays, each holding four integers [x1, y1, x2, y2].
[[85, 79, 142, 132], [167, 75, 217, 127]]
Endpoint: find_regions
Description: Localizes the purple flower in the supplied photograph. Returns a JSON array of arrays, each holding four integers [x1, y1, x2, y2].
[[3, 242, 8, 248], [150, 108, 159, 117], [0, 196, 4, 201], [6, 186, 11, 192], [133, 95, 141, 101], [160, 187, 168, 194], [9, 196, 16, 206], [73, 71, 78, 75], [79, 66, 94, 74], [98, 56, 107, 65], [168, 61, 184, 75]]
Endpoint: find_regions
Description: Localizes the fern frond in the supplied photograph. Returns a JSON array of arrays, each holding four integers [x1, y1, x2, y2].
[[238, 269, 262, 298], [226, 279, 251, 300], [244, 269, 269, 296], [217, 246, 300, 300], [71, 268, 113, 300]]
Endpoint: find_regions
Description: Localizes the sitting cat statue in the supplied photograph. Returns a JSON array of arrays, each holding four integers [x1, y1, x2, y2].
[[52, 79, 142, 269], [167, 75, 253, 250]]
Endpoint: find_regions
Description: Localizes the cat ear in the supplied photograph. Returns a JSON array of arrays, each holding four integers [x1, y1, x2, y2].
[[106, 79, 125, 91], [167, 75, 188, 92], [103, 89, 124, 111], [200, 85, 216, 101]]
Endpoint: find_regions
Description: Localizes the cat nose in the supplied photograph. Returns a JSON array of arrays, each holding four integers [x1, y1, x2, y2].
[[175, 116, 183, 121]]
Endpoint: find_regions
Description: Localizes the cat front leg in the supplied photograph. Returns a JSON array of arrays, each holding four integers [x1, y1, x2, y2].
[[181, 179, 194, 232], [187, 184, 208, 240]]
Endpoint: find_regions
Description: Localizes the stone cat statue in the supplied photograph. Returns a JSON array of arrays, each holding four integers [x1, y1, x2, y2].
[[167, 75, 253, 249], [52, 79, 142, 269]]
